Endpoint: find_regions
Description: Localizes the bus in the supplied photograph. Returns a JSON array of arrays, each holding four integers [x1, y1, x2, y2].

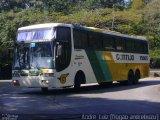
[[12, 23, 149, 91]]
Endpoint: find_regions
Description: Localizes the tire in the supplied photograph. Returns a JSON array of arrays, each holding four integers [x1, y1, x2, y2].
[[74, 73, 81, 91], [41, 87, 48, 92], [127, 70, 134, 85], [74, 79, 81, 90], [134, 70, 140, 84], [74, 71, 85, 91]]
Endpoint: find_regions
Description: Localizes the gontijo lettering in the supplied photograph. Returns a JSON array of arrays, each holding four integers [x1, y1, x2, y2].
[[116, 54, 134, 61]]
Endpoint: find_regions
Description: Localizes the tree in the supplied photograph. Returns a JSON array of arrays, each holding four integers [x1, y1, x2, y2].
[[0, 0, 17, 11], [131, 0, 144, 10], [143, 0, 160, 51]]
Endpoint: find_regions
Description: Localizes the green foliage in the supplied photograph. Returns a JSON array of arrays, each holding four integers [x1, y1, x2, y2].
[[0, 6, 144, 48], [150, 49, 160, 68], [150, 50, 160, 59], [131, 0, 144, 10], [143, 0, 160, 50], [0, 0, 160, 65]]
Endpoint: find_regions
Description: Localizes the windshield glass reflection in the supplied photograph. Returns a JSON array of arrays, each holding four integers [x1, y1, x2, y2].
[[13, 42, 54, 70], [30, 42, 54, 69]]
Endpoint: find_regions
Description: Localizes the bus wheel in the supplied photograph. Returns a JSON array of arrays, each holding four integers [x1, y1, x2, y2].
[[74, 71, 85, 91], [127, 70, 134, 85], [41, 87, 48, 92], [74, 78, 81, 90], [134, 70, 140, 84]]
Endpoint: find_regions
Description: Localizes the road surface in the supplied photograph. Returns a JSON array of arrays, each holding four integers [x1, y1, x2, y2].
[[0, 78, 160, 120]]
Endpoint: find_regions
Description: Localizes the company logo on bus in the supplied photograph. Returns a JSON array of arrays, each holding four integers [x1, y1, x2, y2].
[[116, 54, 134, 61], [112, 52, 149, 63]]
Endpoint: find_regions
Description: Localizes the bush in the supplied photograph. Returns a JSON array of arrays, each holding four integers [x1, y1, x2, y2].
[[150, 58, 160, 69]]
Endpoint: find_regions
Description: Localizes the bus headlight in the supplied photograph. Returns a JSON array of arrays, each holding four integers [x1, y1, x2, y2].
[[41, 80, 49, 84], [13, 80, 16, 83], [12, 80, 20, 86]]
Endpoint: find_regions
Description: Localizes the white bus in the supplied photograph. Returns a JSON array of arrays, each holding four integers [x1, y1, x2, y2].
[[12, 23, 149, 91]]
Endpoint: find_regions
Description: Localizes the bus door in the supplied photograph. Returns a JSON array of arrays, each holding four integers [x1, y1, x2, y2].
[[55, 27, 72, 72]]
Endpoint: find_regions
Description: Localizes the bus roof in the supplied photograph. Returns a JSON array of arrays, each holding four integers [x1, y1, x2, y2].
[[74, 25, 147, 41], [18, 23, 147, 41], [18, 23, 72, 31]]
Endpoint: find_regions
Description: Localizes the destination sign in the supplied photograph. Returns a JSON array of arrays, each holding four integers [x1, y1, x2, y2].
[[17, 29, 55, 42]]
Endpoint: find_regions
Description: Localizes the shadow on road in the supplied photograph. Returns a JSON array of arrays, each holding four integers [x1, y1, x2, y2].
[[20, 80, 160, 96], [1, 91, 160, 115], [1, 80, 160, 118]]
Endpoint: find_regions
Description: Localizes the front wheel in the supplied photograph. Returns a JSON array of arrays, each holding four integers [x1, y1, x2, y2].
[[74, 80, 81, 90], [74, 71, 85, 91], [74, 75, 81, 91]]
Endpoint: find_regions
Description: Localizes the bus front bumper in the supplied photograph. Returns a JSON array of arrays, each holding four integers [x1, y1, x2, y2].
[[12, 76, 56, 88]]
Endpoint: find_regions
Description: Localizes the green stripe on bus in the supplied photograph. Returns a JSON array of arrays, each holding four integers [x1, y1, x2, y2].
[[86, 50, 112, 83], [86, 50, 105, 82], [95, 51, 112, 81]]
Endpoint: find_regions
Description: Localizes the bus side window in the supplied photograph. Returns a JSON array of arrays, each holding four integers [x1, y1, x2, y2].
[[73, 29, 88, 49], [103, 35, 115, 50], [143, 41, 148, 54], [134, 40, 144, 54], [88, 32, 102, 49], [115, 37, 125, 51], [126, 39, 134, 53]]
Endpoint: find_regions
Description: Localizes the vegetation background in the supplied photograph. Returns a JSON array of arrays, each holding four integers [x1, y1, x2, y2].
[[0, 0, 160, 68]]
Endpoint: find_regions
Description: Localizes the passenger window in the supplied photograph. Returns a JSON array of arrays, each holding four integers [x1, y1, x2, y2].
[[88, 32, 102, 49], [103, 35, 115, 50], [73, 29, 88, 49], [115, 37, 125, 51], [143, 41, 148, 54], [135, 40, 144, 53], [126, 39, 134, 53]]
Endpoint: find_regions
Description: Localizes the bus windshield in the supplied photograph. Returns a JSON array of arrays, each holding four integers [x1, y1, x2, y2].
[[30, 42, 54, 69], [13, 42, 54, 70]]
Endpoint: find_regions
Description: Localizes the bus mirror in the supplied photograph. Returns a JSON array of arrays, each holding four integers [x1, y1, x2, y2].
[[56, 43, 62, 58]]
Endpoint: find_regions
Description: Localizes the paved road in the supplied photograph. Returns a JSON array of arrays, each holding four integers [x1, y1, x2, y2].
[[0, 78, 160, 120]]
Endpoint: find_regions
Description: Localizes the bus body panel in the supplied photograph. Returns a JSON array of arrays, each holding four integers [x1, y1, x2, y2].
[[73, 50, 97, 84], [84, 50, 149, 83]]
